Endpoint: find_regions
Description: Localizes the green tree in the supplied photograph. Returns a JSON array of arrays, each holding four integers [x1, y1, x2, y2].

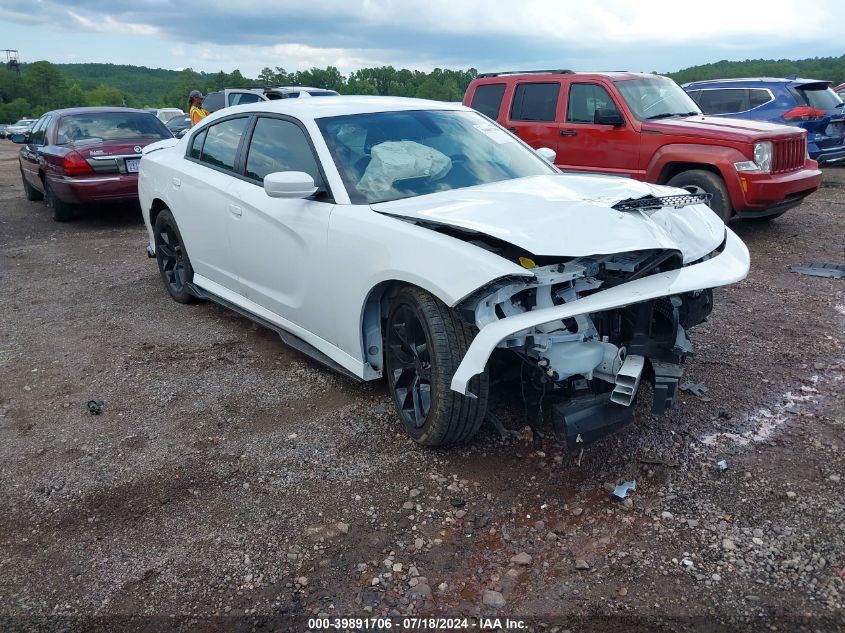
[[86, 83, 125, 106]]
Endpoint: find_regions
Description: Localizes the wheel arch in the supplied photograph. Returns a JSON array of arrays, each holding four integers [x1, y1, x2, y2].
[[359, 278, 454, 374], [149, 198, 169, 227], [657, 161, 721, 185]]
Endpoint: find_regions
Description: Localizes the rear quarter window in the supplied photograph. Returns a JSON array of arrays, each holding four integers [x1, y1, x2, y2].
[[203, 92, 224, 112], [198, 117, 249, 172], [470, 84, 506, 119]]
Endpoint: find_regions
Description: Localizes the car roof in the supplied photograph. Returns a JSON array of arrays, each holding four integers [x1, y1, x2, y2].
[[206, 95, 467, 121], [682, 77, 831, 87]]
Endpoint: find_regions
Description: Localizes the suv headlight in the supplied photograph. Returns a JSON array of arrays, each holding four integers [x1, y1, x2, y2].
[[753, 141, 772, 172]]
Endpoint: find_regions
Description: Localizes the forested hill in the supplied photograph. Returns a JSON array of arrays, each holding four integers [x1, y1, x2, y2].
[[666, 54, 845, 85], [2, 55, 843, 122]]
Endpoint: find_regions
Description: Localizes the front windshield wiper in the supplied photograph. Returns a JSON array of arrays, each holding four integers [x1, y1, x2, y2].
[[645, 112, 699, 120]]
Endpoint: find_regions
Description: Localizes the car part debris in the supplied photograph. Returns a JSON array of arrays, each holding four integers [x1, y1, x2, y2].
[[717, 460, 729, 471], [612, 480, 636, 500], [86, 400, 103, 415], [680, 382, 709, 398], [790, 262, 845, 279]]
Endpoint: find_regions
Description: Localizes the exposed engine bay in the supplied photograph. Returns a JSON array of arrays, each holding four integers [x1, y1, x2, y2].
[[457, 248, 717, 448]]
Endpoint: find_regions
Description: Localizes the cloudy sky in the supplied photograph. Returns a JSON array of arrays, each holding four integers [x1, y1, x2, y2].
[[0, 0, 842, 76]]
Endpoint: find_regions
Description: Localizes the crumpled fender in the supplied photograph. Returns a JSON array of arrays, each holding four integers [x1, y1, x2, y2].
[[450, 228, 750, 395]]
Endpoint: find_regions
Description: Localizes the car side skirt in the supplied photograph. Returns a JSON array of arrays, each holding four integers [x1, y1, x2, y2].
[[192, 274, 378, 383], [450, 228, 750, 395]]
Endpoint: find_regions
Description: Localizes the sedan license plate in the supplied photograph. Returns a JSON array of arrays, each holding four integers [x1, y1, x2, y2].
[[125, 158, 140, 173]]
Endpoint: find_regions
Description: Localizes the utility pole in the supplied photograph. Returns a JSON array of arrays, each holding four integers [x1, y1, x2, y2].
[[4, 50, 21, 74]]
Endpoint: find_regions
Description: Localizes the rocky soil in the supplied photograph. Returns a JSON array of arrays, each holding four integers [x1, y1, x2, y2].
[[0, 141, 843, 632]]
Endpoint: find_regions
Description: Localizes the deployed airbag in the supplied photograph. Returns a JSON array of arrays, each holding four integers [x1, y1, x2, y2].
[[358, 141, 451, 200]]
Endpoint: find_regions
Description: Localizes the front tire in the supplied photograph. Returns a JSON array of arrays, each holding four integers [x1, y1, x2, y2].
[[154, 209, 196, 304], [667, 169, 732, 222], [385, 287, 488, 446], [21, 169, 43, 202], [44, 180, 76, 222]]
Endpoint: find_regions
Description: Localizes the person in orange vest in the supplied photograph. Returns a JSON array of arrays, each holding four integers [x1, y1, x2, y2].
[[188, 90, 208, 126]]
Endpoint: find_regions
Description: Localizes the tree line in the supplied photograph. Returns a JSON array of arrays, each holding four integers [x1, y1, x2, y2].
[[2, 54, 843, 122], [0, 61, 477, 122]]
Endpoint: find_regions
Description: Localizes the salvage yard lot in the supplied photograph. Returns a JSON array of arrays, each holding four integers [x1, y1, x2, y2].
[[0, 139, 843, 631]]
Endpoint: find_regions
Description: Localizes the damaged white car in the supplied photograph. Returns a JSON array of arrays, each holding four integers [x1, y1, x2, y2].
[[139, 97, 750, 448]]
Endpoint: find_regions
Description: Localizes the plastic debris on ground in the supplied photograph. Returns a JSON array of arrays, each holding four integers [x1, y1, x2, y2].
[[87, 400, 104, 415], [717, 460, 729, 472], [612, 480, 636, 500], [680, 382, 710, 399], [789, 262, 845, 279]]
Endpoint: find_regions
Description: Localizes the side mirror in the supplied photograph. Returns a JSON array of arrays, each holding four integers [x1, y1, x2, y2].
[[594, 108, 625, 127], [536, 147, 557, 163], [10, 133, 27, 144], [264, 171, 318, 199]]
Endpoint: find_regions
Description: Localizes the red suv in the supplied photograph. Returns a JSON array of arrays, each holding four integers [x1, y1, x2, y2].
[[464, 70, 822, 221]]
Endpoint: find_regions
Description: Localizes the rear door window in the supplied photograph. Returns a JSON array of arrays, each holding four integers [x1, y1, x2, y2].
[[470, 84, 506, 119], [244, 117, 322, 186], [198, 117, 249, 172], [510, 83, 559, 122], [696, 88, 749, 114], [29, 115, 51, 145], [566, 83, 619, 123]]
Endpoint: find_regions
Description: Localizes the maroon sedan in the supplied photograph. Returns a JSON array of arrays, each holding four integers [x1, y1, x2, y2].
[[12, 107, 172, 221]]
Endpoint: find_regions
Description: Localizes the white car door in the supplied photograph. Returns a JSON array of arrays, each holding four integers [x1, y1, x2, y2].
[[174, 116, 251, 295], [226, 115, 335, 342]]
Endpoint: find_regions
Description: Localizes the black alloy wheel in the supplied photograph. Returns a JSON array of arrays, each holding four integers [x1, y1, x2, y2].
[[154, 209, 195, 304], [384, 287, 488, 446], [387, 302, 434, 430]]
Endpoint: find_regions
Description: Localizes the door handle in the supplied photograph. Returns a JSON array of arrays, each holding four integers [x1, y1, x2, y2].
[[507, 127, 518, 133], [229, 204, 243, 217], [171, 177, 181, 188], [559, 130, 577, 136]]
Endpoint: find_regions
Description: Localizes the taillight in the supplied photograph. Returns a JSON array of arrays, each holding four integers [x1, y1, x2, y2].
[[783, 106, 825, 122], [62, 151, 93, 176]]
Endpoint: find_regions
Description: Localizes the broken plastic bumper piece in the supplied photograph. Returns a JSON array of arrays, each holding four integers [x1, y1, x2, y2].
[[450, 228, 750, 396]]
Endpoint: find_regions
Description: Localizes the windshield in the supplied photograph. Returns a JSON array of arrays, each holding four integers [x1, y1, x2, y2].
[[14, 119, 33, 125], [616, 77, 702, 121], [56, 112, 171, 144], [318, 109, 556, 204]]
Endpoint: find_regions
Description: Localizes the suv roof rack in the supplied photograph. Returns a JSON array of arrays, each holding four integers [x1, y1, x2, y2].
[[476, 69, 574, 78]]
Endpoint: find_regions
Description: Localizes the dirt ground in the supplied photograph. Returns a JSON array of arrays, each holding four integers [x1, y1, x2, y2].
[[0, 139, 843, 633]]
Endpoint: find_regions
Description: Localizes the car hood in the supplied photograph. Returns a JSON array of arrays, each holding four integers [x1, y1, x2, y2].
[[371, 174, 726, 263], [643, 115, 801, 142]]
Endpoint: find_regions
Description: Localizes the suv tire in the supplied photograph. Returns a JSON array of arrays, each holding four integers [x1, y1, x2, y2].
[[385, 286, 488, 446], [667, 170, 732, 222]]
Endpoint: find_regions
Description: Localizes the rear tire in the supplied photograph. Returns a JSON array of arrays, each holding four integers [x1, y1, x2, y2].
[[44, 180, 76, 222], [385, 286, 488, 447], [154, 208, 196, 304], [667, 169, 732, 222], [20, 169, 43, 202]]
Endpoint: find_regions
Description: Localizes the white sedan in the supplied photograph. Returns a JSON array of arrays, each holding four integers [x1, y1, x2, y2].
[[139, 96, 749, 448]]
